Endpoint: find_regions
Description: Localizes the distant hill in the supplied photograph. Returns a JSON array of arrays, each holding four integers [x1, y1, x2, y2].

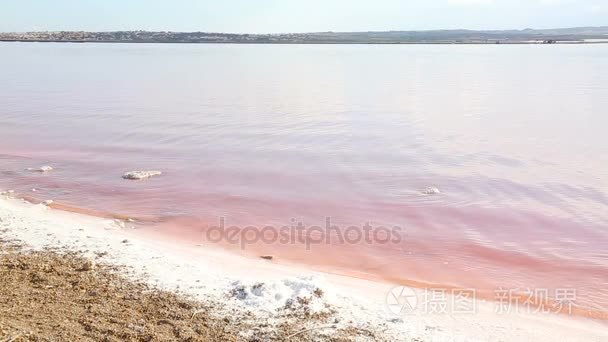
[[1, 26, 608, 44]]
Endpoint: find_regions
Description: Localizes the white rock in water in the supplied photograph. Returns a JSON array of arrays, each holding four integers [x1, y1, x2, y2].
[[43, 200, 54, 206], [122, 171, 162, 180], [422, 186, 441, 195], [27, 165, 53, 172]]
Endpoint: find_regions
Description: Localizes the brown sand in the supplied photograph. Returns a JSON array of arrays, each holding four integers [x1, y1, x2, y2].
[[0, 241, 380, 342]]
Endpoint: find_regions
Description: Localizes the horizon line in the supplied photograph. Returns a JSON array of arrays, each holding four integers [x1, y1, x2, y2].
[[2, 25, 608, 35]]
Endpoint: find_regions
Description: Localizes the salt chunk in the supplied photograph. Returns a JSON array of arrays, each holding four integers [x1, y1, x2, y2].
[[421, 186, 441, 195], [27, 165, 53, 172], [122, 171, 162, 180]]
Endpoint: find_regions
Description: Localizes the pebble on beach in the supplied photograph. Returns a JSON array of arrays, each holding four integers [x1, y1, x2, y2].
[[122, 171, 162, 180], [78, 260, 96, 272], [26, 166, 54, 172]]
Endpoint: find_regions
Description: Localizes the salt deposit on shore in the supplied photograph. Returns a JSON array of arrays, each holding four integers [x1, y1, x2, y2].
[[0, 196, 606, 341]]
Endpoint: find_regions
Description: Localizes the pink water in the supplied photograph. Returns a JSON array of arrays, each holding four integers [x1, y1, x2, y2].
[[1, 42, 607, 318]]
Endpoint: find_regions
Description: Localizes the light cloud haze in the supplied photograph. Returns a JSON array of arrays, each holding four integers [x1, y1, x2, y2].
[[447, 0, 495, 6], [0, 0, 605, 32]]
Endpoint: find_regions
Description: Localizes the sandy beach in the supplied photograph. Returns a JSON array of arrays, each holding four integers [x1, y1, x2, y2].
[[1, 194, 606, 341]]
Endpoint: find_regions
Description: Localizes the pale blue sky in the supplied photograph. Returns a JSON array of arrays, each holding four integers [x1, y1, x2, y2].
[[1, 0, 606, 33]]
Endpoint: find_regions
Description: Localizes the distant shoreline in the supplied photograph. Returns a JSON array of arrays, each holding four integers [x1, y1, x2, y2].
[[1, 39, 607, 45], [2, 27, 607, 45]]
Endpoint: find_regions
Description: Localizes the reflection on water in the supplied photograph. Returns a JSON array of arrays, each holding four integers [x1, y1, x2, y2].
[[1, 42, 607, 317]]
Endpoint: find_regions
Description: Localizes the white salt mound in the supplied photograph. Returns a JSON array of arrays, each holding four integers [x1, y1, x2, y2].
[[422, 186, 441, 195], [122, 171, 162, 180], [226, 275, 334, 315], [26, 165, 53, 172]]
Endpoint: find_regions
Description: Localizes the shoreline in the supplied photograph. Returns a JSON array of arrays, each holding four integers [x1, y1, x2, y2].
[[1, 194, 607, 341], [10, 190, 608, 322], [2, 40, 608, 45]]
